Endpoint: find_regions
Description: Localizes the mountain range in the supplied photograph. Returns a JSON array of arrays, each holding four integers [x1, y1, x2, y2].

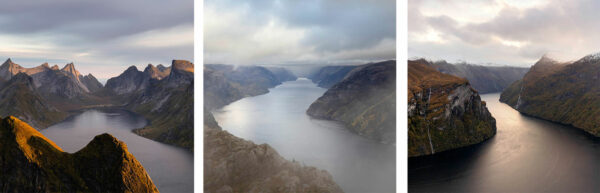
[[0, 58, 194, 151], [426, 60, 529, 94], [408, 59, 496, 157], [500, 53, 600, 136]]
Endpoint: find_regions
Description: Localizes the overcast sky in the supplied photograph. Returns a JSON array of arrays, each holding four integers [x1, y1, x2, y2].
[[409, 0, 600, 67], [204, 0, 396, 67], [0, 0, 193, 80]]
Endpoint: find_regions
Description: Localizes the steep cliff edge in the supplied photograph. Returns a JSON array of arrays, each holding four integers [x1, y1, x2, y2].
[[0, 116, 158, 192], [408, 59, 496, 157], [306, 60, 396, 144], [500, 53, 600, 136], [204, 110, 342, 193]]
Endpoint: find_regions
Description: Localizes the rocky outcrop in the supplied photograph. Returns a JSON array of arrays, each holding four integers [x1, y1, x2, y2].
[[204, 111, 342, 193], [0, 59, 103, 99], [428, 60, 529, 94], [500, 53, 600, 136], [0, 116, 158, 192], [308, 65, 358, 88], [144, 64, 170, 80], [105, 66, 150, 95], [0, 73, 67, 129], [81, 74, 103, 93], [307, 60, 396, 144], [203, 64, 285, 110], [408, 59, 496, 157], [129, 60, 194, 151]]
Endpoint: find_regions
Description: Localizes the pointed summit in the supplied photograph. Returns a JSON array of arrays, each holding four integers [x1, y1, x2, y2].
[[61, 62, 82, 78], [51, 65, 59, 70], [41, 62, 50, 68]]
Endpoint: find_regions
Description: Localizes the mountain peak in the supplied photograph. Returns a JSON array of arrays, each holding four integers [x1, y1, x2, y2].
[[1, 58, 19, 68], [578, 52, 600, 64], [0, 116, 159, 192], [41, 62, 50, 68], [126, 65, 139, 72], [172, 60, 194, 72], [50, 64, 59, 70]]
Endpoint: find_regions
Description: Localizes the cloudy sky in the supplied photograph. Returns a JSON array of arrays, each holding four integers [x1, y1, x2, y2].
[[204, 0, 396, 67], [409, 0, 600, 67], [0, 0, 193, 81]]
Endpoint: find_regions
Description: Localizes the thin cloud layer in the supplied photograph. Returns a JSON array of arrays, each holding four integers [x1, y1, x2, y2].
[[0, 0, 193, 79], [409, 0, 600, 66], [204, 0, 396, 66]]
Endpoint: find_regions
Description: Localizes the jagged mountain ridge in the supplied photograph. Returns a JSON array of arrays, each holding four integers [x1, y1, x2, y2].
[[408, 59, 496, 157], [0, 116, 158, 192], [500, 53, 600, 136], [307, 60, 396, 144], [129, 60, 194, 150], [0, 59, 103, 98]]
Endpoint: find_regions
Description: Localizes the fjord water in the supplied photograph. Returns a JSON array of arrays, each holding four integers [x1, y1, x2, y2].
[[212, 78, 396, 193], [41, 109, 193, 193], [409, 93, 600, 193]]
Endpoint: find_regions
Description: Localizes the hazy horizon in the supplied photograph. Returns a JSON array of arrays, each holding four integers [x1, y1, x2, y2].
[[204, 0, 396, 67], [409, 0, 600, 67]]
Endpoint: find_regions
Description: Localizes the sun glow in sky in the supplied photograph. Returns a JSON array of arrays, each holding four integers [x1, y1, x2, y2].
[[409, 0, 600, 66]]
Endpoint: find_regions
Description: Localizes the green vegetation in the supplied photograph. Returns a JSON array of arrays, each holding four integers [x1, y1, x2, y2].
[[307, 60, 396, 143], [500, 55, 600, 136], [408, 59, 496, 157]]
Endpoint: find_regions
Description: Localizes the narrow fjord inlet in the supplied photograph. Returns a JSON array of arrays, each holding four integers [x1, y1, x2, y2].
[[212, 78, 396, 193], [409, 94, 600, 192]]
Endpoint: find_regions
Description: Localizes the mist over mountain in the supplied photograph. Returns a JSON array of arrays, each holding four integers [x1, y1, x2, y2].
[[425, 60, 529, 94]]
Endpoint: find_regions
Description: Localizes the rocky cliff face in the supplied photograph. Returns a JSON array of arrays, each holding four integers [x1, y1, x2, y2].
[[308, 65, 358, 88], [500, 53, 600, 136], [144, 64, 171, 80], [428, 60, 529, 94], [203, 64, 286, 110], [105, 66, 150, 95], [408, 59, 496, 157], [307, 60, 396, 144], [204, 110, 342, 193], [0, 116, 158, 193], [0, 73, 67, 129], [129, 60, 194, 151], [0, 59, 103, 100]]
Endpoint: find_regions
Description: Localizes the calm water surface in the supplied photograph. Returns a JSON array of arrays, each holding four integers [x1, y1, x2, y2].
[[409, 93, 600, 192], [212, 78, 396, 193], [42, 109, 194, 193]]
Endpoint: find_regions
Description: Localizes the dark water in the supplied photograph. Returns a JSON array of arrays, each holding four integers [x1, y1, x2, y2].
[[212, 78, 396, 193], [41, 109, 194, 193], [409, 93, 600, 193]]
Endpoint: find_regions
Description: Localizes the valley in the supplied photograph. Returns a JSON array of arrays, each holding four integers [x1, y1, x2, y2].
[[204, 61, 396, 193]]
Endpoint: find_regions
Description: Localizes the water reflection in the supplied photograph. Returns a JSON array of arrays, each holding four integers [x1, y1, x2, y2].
[[212, 78, 396, 193], [409, 93, 600, 193], [42, 109, 194, 193]]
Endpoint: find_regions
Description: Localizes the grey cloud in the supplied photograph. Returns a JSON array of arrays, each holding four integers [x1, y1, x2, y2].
[[0, 0, 193, 41], [410, 0, 600, 65], [207, 0, 395, 53]]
